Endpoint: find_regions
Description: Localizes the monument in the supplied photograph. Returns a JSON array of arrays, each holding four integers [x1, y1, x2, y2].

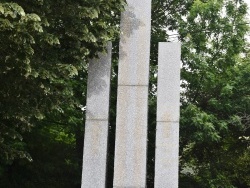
[[81, 0, 181, 187]]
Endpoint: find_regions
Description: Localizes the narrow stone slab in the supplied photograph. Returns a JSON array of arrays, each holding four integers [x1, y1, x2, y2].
[[155, 122, 179, 188], [81, 43, 112, 188], [113, 0, 151, 187], [157, 42, 181, 122], [155, 42, 181, 188], [118, 0, 152, 86]]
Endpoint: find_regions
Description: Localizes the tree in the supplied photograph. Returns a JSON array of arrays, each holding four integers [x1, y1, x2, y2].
[[149, 0, 250, 187], [0, 0, 126, 186], [1, 0, 249, 187], [0, 0, 125, 161]]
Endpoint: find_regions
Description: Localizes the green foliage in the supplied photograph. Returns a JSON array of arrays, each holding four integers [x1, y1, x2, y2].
[[150, 0, 250, 187], [0, 0, 126, 186], [0, 123, 81, 188], [0, 0, 125, 176], [1, 0, 250, 187], [178, 0, 250, 185]]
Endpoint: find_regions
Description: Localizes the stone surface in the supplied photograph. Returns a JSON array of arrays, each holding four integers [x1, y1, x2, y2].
[[155, 122, 179, 188], [118, 0, 151, 86], [86, 43, 112, 120], [81, 120, 109, 188], [81, 43, 112, 188], [113, 0, 151, 187], [155, 42, 181, 188], [114, 86, 148, 187], [156, 42, 181, 122]]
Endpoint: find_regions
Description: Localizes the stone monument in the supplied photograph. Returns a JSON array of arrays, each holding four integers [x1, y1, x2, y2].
[[81, 1, 181, 187]]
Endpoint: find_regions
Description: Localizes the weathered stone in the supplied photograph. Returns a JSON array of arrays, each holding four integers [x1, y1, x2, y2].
[[86, 43, 112, 120], [154, 122, 179, 188], [156, 42, 181, 122], [117, 0, 151, 86], [81, 43, 112, 188], [114, 86, 148, 187], [113, 0, 151, 187], [154, 42, 181, 188], [81, 120, 109, 188]]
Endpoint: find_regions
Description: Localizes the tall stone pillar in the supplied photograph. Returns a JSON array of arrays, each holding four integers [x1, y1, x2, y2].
[[113, 0, 152, 187], [81, 43, 112, 188], [154, 42, 181, 188]]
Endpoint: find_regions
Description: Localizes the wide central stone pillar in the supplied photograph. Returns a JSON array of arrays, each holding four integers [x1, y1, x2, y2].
[[113, 0, 151, 187]]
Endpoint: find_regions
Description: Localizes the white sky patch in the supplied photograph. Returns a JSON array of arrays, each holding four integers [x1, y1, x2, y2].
[[168, 30, 179, 42]]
